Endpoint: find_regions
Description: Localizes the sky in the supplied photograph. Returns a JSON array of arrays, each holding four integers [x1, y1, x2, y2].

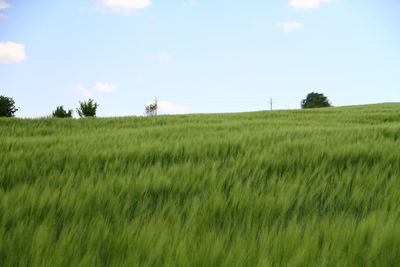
[[0, 0, 399, 117]]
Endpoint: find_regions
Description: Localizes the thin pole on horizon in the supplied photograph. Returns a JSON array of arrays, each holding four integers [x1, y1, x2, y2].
[[155, 97, 158, 116], [270, 97, 273, 111]]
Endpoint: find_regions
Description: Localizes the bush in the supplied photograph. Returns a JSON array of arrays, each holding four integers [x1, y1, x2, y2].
[[301, 92, 332, 109], [52, 106, 73, 118], [77, 99, 99, 118], [145, 102, 158, 116], [0, 95, 18, 117]]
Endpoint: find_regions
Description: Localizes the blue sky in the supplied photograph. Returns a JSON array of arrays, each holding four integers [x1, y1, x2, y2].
[[1, 0, 399, 117]]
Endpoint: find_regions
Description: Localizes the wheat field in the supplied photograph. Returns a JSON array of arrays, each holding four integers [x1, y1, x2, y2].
[[1, 103, 400, 266]]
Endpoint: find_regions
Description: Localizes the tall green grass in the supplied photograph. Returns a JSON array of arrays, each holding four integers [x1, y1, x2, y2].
[[1, 103, 400, 266]]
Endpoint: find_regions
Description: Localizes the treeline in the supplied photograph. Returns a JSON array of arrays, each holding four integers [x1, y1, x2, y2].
[[0, 96, 100, 118], [0, 92, 332, 118], [52, 99, 99, 118]]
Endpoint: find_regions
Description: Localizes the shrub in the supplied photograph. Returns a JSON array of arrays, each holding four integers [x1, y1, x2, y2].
[[77, 99, 99, 118], [52, 106, 73, 118], [145, 102, 158, 116], [301, 92, 332, 109], [0, 95, 18, 117]]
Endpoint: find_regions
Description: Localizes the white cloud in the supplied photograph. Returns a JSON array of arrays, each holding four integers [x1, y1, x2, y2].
[[156, 53, 173, 62], [277, 21, 304, 32], [97, 0, 152, 14], [75, 82, 117, 97], [184, 0, 198, 7], [135, 75, 145, 81], [0, 41, 26, 64], [0, 0, 10, 9], [0, 0, 10, 17], [157, 101, 188, 114], [75, 84, 92, 98], [94, 82, 117, 92], [288, 0, 336, 9]]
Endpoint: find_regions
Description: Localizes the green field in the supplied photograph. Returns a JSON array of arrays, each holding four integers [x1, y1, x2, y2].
[[1, 103, 400, 266]]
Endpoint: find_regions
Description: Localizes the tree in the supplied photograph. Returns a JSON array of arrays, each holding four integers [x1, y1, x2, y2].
[[0, 95, 18, 117], [52, 106, 73, 118], [301, 92, 332, 109], [145, 102, 158, 116], [77, 99, 98, 118]]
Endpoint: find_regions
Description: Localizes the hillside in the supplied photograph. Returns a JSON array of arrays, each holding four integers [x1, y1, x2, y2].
[[1, 103, 400, 266]]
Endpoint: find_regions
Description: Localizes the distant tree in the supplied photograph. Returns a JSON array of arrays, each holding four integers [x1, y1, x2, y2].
[[77, 99, 98, 118], [145, 102, 158, 116], [0, 95, 18, 117], [52, 106, 73, 118], [301, 92, 332, 109]]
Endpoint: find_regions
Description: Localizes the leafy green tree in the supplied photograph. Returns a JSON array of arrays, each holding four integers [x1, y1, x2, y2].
[[52, 106, 73, 118], [0, 95, 19, 117], [77, 99, 99, 118], [145, 102, 158, 116], [301, 92, 332, 109]]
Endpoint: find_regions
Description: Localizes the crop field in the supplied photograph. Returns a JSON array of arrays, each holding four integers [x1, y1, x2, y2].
[[1, 103, 400, 266]]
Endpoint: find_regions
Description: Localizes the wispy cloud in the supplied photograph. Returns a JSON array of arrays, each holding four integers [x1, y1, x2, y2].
[[184, 0, 198, 7], [277, 22, 304, 32], [0, 0, 10, 9], [288, 0, 336, 9], [94, 82, 117, 92], [156, 53, 173, 62], [0, 41, 26, 64], [0, 0, 10, 17], [96, 0, 152, 14], [135, 75, 145, 81], [75, 82, 117, 97], [157, 101, 189, 114], [75, 84, 93, 98]]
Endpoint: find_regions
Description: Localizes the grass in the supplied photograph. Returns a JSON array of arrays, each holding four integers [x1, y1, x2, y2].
[[1, 103, 400, 266]]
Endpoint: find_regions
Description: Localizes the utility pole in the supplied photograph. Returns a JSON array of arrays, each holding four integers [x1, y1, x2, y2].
[[155, 97, 158, 116], [270, 97, 273, 111]]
